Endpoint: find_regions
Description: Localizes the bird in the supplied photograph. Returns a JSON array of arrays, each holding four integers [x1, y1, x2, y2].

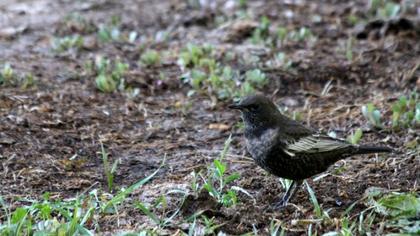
[[229, 94, 393, 208]]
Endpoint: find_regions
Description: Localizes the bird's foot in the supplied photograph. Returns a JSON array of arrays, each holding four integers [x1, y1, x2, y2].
[[271, 198, 288, 210]]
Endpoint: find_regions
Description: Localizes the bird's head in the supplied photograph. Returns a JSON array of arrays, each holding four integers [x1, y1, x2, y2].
[[229, 95, 281, 131]]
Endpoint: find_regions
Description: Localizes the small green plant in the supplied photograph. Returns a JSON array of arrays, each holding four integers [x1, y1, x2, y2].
[[140, 50, 161, 66], [380, 2, 401, 18], [128, 31, 138, 43], [369, 0, 382, 13], [273, 26, 316, 46], [98, 25, 120, 42], [178, 44, 269, 100], [52, 35, 84, 52], [238, 0, 248, 8], [347, 14, 360, 26], [361, 103, 383, 128], [267, 52, 292, 69], [135, 194, 181, 229], [0, 156, 163, 235], [100, 159, 164, 214], [368, 191, 420, 219], [417, 104, 420, 125], [305, 181, 330, 220], [245, 69, 267, 89], [100, 142, 119, 192], [0, 63, 15, 84], [392, 92, 419, 129], [239, 69, 268, 97], [95, 73, 118, 93], [201, 215, 225, 235], [21, 73, 35, 89], [186, 214, 226, 235], [347, 128, 363, 144], [362, 93, 418, 131], [92, 56, 129, 93], [0, 64, 36, 88], [276, 27, 288, 44], [202, 159, 239, 207], [59, 13, 96, 35], [177, 44, 214, 69], [379, 2, 401, 18], [268, 219, 285, 236], [323, 199, 370, 235], [202, 136, 240, 207], [252, 16, 271, 44], [189, 171, 200, 193], [187, 0, 203, 9], [190, 136, 241, 207], [289, 27, 313, 42], [97, 16, 122, 42], [369, 0, 401, 19], [362, 188, 420, 234], [323, 217, 357, 236], [345, 36, 354, 62], [0, 194, 94, 235], [187, 69, 207, 91]]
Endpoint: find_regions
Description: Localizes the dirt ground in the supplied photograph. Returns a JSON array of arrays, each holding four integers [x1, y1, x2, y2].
[[0, 0, 419, 235]]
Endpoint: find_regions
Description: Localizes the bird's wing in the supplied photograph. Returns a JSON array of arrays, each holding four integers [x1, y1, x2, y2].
[[281, 119, 316, 138], [283, 134, 352, 157]]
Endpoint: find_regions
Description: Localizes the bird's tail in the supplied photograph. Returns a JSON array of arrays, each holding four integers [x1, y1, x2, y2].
[[355, 145, 393, 154]]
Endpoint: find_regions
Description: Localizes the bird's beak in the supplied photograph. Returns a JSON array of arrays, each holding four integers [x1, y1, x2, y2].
[[228, 103, 243, 110]]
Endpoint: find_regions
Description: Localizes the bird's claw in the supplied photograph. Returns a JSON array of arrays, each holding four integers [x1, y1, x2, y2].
[[271, 198, 288, 210]]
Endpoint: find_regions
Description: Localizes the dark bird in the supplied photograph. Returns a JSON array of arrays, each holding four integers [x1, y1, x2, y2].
[[229, 95, 392, 207]]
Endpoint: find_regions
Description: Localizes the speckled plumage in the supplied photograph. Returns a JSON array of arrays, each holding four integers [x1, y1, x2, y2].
[[246, 129, 358, 180], [230, 95, 392, 207]]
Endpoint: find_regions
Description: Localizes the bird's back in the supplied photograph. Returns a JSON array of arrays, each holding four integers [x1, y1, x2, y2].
[[249, 117, 359, 180], [276, 116, 315, 140]]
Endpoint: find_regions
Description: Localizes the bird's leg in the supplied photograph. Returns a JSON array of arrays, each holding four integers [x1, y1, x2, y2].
[[281, 180, 300, 206], [274, 180, 303, 208]]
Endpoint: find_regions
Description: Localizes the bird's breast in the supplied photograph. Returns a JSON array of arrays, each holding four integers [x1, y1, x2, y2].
[[245, 128, 278, 162]]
